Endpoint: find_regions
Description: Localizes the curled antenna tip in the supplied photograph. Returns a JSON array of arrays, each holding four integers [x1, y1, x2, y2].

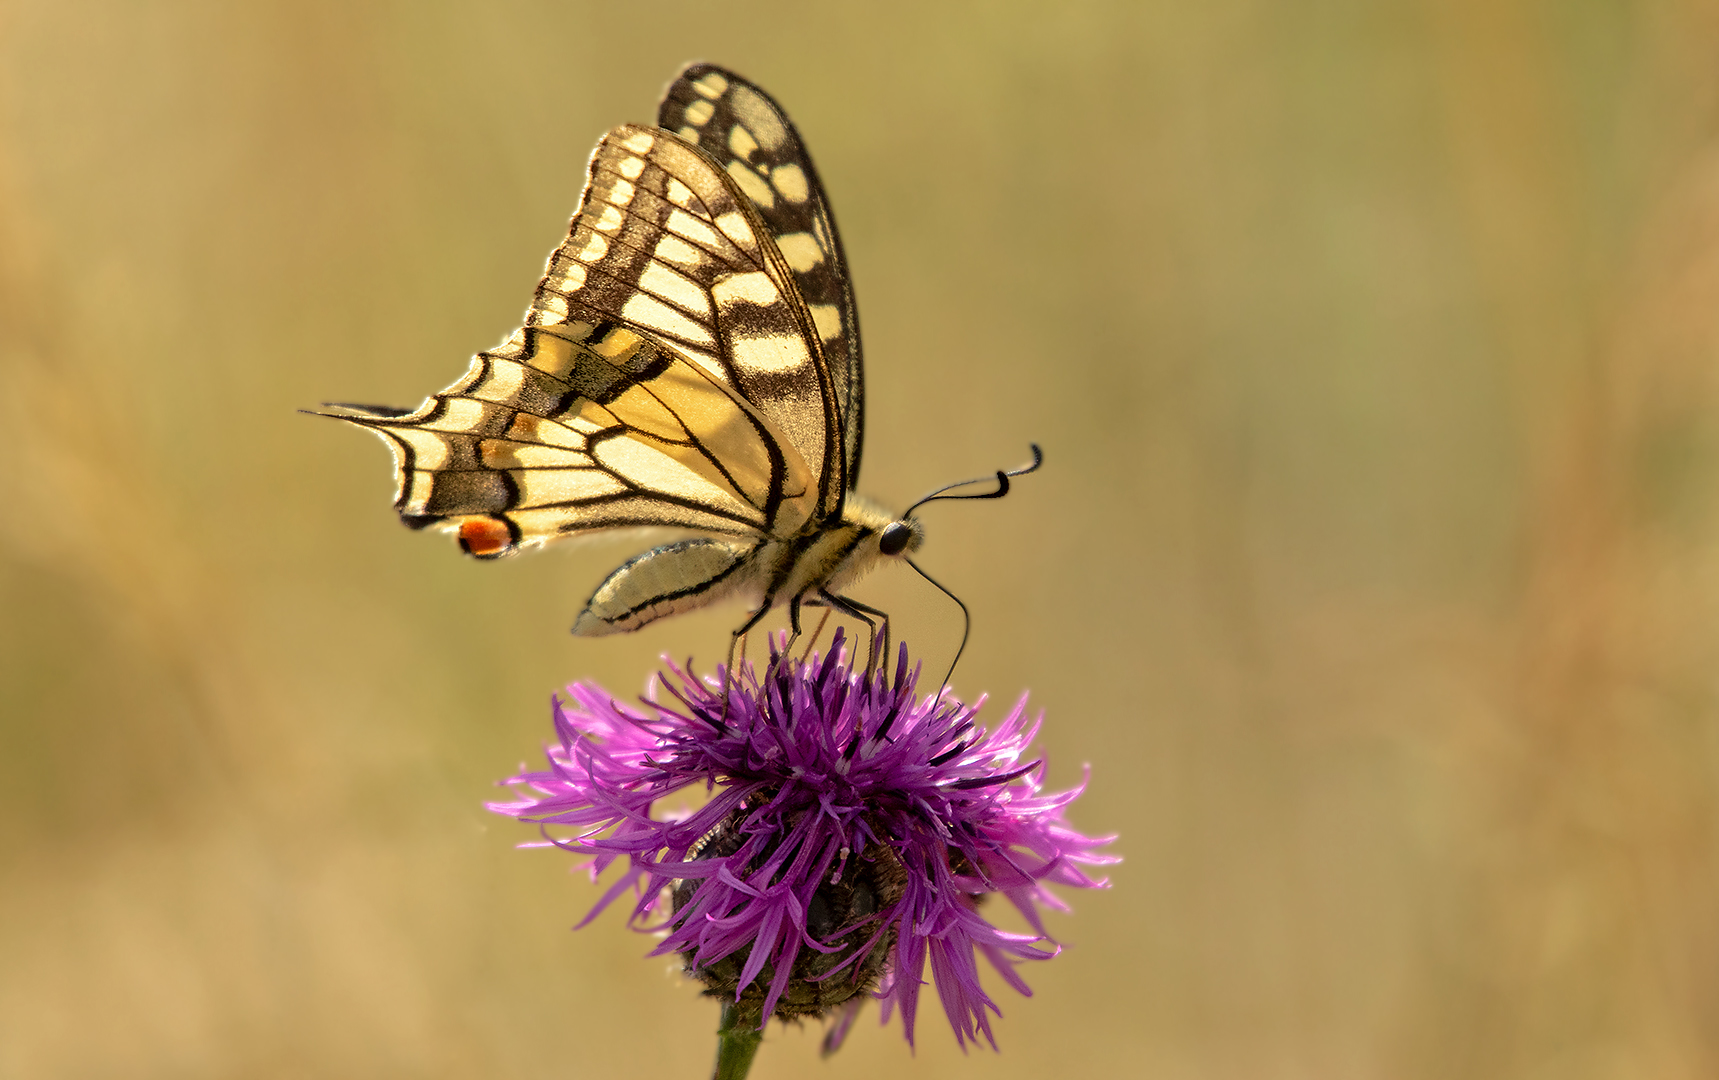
[[903, 442, 1047, 517]]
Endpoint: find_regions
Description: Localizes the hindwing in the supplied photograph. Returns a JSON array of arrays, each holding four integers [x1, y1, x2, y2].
[[330, 320, 811, 556]]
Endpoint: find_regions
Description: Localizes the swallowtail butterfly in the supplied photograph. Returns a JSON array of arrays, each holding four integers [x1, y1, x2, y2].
[[321, 63, 1038, 666]]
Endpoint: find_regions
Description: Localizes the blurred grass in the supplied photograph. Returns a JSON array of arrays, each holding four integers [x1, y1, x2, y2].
[[6, 0, 1719, 1076]]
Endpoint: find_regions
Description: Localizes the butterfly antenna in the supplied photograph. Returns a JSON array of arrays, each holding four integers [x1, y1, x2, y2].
[[904, 557, 971, 709], [901, 444, 1043, 519]]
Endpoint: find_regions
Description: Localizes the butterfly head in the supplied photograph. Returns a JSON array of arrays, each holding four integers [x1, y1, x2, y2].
[[877, 517, 924, 558]]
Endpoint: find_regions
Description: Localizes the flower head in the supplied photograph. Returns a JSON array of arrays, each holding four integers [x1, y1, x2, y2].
[[490, 632, 1115, 1049]]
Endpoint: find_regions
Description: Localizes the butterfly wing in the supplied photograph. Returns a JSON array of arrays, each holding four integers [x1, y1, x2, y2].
[[326, 121, 847, 556], [325, 322, 800, 556], [658, 63, 866, 499]]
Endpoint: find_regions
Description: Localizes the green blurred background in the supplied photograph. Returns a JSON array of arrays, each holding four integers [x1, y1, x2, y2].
[[6, 1, 1719, 1076]]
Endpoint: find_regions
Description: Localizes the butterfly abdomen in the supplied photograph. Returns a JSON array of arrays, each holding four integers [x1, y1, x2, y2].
[[571, 537, 757, 636]]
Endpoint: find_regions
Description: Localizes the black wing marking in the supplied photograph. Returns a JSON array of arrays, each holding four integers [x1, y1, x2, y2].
[[658, 63, 865, 500], [529, 123, 840, 528]]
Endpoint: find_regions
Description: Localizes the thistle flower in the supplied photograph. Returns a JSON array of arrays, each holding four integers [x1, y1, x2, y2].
[[490, 631, 1115, 1055]]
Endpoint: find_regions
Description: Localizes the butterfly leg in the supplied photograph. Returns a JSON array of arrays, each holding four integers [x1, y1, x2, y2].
[[798, 608, 833, 662], [781, 594, 807, 658], [722, 600, 775, 720], [817, 589, 890, 676]]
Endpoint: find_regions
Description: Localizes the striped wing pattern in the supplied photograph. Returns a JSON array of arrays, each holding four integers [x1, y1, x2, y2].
[[335, 319, 811, 556], [659, 64, 865, 493], [330, 109, 854, 557], [532, 122, 840, 523]]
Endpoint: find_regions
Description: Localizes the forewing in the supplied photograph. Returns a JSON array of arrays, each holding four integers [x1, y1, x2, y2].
[[530, 124, 841, 524], [658, 64, 865, 496], [323, 320, 810, 557]]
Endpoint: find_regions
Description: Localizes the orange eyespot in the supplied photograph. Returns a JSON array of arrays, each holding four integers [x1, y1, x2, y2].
[[457, 516, 515, 558]]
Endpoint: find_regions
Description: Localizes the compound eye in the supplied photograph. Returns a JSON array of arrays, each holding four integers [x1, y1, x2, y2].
[[878, 521, 912, 556]]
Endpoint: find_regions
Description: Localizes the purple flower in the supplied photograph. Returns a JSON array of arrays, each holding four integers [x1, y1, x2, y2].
[[489, 632, 1116, 1050]]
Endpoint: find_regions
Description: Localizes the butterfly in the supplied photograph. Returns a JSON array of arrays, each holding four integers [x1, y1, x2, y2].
[[320, 63, 1038, 671]]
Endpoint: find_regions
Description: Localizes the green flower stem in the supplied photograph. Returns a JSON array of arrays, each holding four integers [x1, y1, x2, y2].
[[711, 1001, 763, 1080]]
